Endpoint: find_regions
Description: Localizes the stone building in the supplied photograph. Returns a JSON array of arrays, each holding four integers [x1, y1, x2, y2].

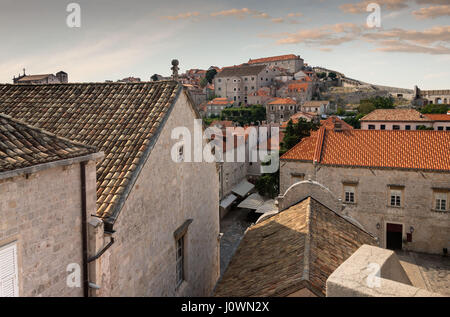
[[266, 97, 298, 123], [0, 113, 101, 297], [13, 70, 68, 84], [214, 181, 377, 297], [280, 126, 450, 254], [248, 54, 304, 74], [214, 64, 280, 105], [247, 87, 273, 106], [0, 80, 220, 296], [360, 109, 450, 131]]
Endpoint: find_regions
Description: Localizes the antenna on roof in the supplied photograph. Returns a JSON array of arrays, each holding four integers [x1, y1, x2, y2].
[[23, 68, 26, 76], [171, 59, 179, 81]]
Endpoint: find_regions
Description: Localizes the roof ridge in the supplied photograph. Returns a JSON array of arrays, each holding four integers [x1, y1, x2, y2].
[[301, 198, 312, 283], [313, 126, 326, 164], [0, 112, 97, 151]]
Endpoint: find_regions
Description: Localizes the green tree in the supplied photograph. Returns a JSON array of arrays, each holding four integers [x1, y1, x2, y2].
[[281, 118, 319, 153], [328, 72, 337, 79], [205, 69, 218, 84], [420, 104, 449, 114]]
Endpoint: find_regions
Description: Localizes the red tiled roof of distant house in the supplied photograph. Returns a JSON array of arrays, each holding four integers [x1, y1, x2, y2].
[[281, 128, 450, 172], [209, 120, 234, 128], [268, 98, 297, 105], [208, 98, 232, 105], [360, 109, 431, 122], [280, 112, 318, 129], [248, 54, 299, 64], [253, 88, 270, 96], [424, 113, 450, 122]]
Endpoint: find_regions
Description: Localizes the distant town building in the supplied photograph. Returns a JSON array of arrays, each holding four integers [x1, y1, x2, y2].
[[214, 64, 280, 105], [117, 77, 141, 83], [360, 109, 450, 131], [13, 70, 68, 84], [266, 97, 298, 123], [300, 100, 330, 115], [206, 98, 232, 117]]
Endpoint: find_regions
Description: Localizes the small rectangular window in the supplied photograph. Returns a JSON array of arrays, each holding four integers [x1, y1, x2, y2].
[[368, 125, 375, 130], [405, 125, 411, 130], [435, 192, 447, 211], [0, 242, 19, 297], [344, 185, 355, 203], [393, 125, 400, 130], [390, 189, 402, 207], [380, 125, 386, 130]]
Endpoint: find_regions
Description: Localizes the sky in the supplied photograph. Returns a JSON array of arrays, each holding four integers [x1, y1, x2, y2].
[[0, 0, 449, 89]]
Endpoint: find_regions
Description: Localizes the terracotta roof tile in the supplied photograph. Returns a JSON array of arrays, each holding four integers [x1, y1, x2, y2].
[[282, 128, 450, 171], [0, 81, 180, 220], [216, 65, 266, 78], [0, 113, 96, 172], [214, 197, 376, 297], [424, 113, 450, 122]]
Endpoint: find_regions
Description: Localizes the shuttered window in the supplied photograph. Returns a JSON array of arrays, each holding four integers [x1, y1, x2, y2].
[[0, 243, 19, 297]]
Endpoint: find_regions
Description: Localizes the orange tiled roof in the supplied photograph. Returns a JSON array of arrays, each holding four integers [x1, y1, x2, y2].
[[280, 112, 318, 128], [360, 109, 431, 122], [0, 113, 98, 173], [281, 128, 450, 171], [248, 54, 299, 64], [0, 81, 181, 222], [424, 113, 450, 122], [268, 97, 297, 105]]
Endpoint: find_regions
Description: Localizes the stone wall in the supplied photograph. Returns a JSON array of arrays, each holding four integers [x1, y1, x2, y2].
[[0, 160, 97, 296], [280, 161, 450, 254], [94, 91, 220, 296]]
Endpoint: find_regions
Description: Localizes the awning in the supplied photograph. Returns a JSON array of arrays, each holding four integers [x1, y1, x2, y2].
[[237, 193, 265, 210], [232, 180, 255, 197], [255, 199, 277, 214], [220, 194, 237, 209]]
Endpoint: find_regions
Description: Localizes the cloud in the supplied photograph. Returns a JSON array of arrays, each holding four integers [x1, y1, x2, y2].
[[271, 18, 285, 23], [413, 5, 450, 19], [263, 22, 450, 55], [161, 12, 200, 21], [210, 8, 254, 17]]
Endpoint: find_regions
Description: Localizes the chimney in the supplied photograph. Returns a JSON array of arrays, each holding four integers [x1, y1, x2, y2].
[[334, 122, 342, 132], [171, 59, 180, 81]]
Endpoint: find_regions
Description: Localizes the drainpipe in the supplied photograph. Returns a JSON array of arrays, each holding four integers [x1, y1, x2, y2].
[[80, 162, 89, 297]]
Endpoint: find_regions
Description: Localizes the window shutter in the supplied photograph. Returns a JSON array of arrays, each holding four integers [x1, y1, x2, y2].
[[0, 243, 19, 297]]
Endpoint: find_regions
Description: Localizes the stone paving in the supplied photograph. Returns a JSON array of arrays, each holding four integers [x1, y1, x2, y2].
[[396, 250, 450, 296], [219, 207, 254, 277]]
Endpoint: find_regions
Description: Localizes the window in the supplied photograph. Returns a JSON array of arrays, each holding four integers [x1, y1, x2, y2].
[[390, 189, 402, 207], [380, 125, 386, 130], [405, 125, 411, 130], [446, 127, 450, 131], [435, 192, 448, 211], [177, 145, 184, 162], [176, 235, 185, 287], [0, 242, 19, 297], [290, 106, 294, 111], [344, 185, 356, 203], [218, 79, 222, 83], [280, 106, 284, 110], [218, 87, 221, 91], [393, 125, 400, 130], [438, 126, 444, 131], [368, 125, 375, 130]]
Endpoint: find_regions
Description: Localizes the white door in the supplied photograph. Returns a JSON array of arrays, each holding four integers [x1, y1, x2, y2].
[[0, 243, 19, 297]]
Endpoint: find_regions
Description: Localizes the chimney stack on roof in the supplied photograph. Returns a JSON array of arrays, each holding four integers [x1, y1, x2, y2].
[[171, 59, 179, 81]]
